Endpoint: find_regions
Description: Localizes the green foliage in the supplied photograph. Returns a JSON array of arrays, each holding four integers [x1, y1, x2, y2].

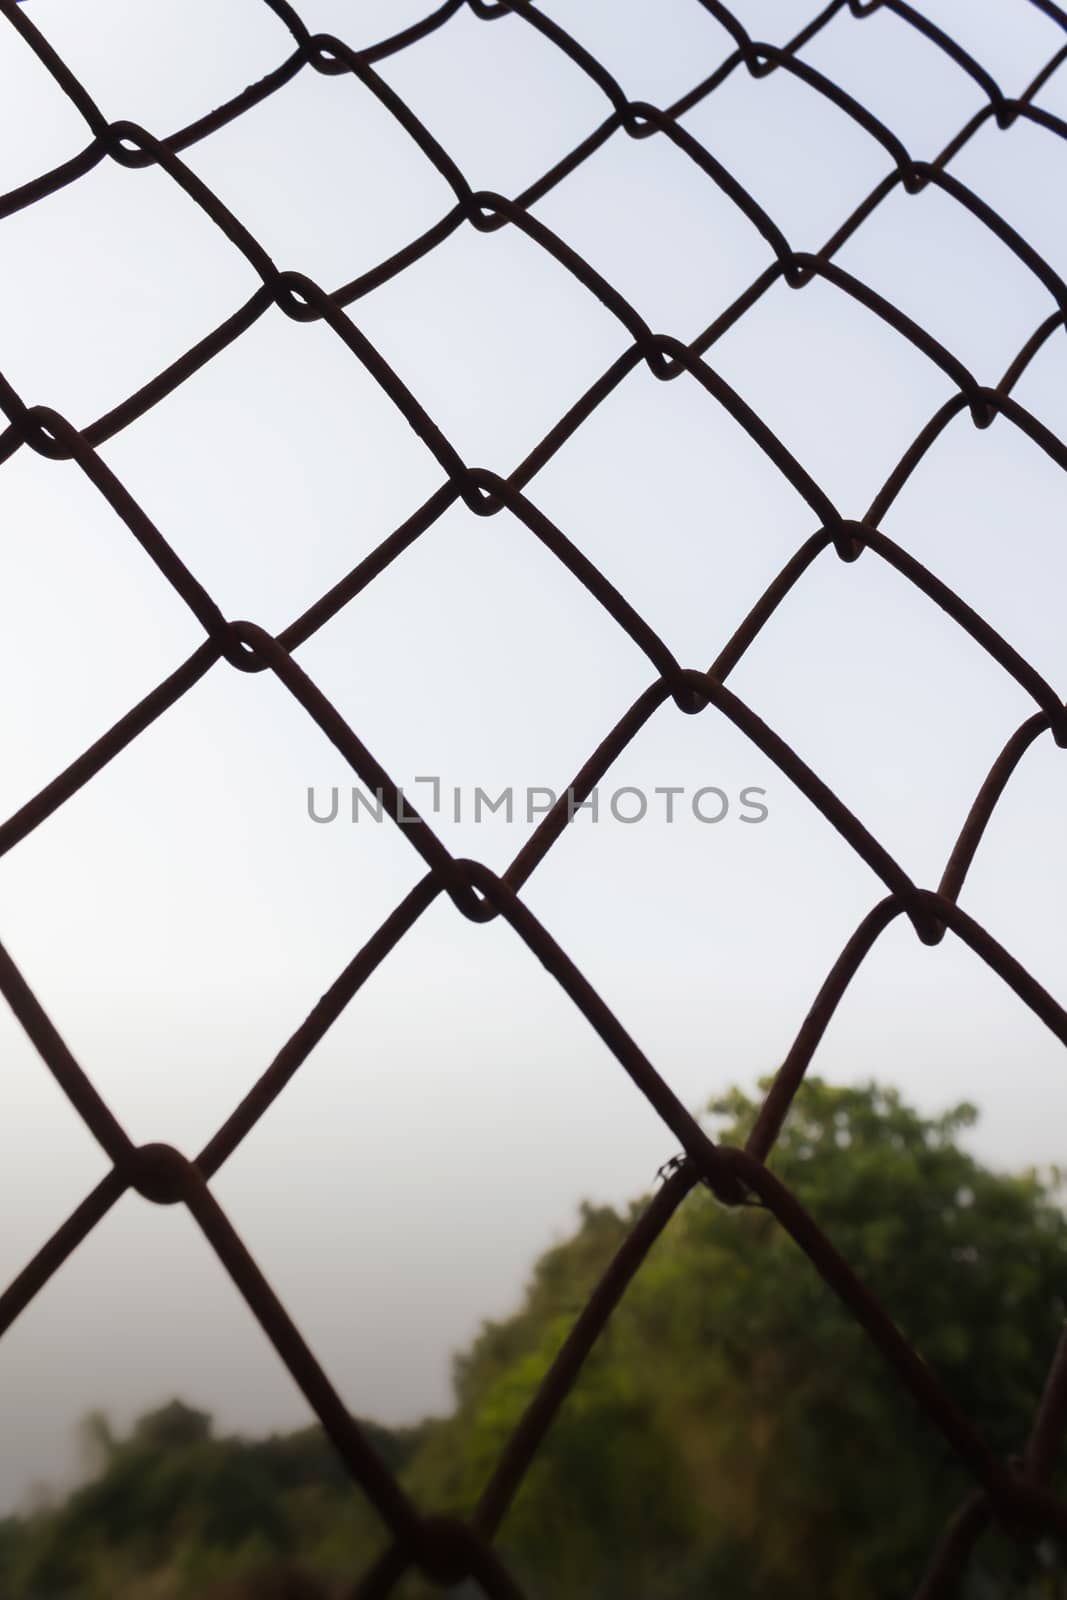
[[0, 1403, 401, 1599], [418, 1079, 1067, 1598], [2, 1079, 1065, 1598]]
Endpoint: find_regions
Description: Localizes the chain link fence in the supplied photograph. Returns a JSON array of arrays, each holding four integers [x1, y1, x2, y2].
[[1, 0, 1067, 1593]]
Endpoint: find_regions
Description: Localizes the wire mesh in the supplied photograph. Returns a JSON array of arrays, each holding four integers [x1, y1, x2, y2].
[[1, 0, 1067, 1593]]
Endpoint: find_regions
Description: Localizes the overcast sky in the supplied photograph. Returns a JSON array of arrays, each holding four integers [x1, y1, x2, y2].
[[0, 0, 1066, 1513]]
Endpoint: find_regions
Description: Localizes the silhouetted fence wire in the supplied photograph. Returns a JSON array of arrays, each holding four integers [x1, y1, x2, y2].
[[1, 0, 1067, 1593]]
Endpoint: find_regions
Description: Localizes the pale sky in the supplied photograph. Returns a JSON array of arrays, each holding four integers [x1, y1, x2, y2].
[[1, 0, 1066, 1512]]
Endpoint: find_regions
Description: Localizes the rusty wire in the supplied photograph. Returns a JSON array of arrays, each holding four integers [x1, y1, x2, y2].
[[1, 0, 1067, 1592]]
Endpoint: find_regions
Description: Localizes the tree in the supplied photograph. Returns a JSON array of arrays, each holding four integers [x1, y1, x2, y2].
[[131, 1402, 212, 1454], [0, 1404, 393, 1597], [421, 1079, 1067, 1598], [3, 1079, 1065, 1598]]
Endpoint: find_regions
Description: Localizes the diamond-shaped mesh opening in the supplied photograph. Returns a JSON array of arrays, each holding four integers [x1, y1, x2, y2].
[[103, 310, 444, 627], [375, 2, 609, 198], [835, 177, 1061, 377], [0, 158, 256, 419], [354, 217, 628, 463], [677, 49, 894, 246], [182, 65, 460, 294], [709, 272, 954, 507], [535, 125, 776, 340], [802, 5, 986, 150]]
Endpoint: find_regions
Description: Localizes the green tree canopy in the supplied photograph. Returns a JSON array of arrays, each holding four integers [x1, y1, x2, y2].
[[2, 1078, 1065, 1599], [415, 1079, 1067, 1599]]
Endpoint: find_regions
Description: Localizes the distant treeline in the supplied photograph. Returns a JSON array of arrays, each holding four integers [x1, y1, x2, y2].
[[2, 1079, 1066, 1599]]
